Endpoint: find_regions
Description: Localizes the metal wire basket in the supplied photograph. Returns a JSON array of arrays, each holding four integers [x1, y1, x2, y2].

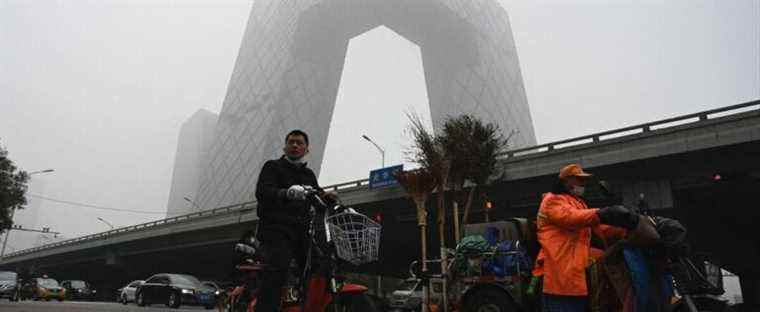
[[325, 211, 381, 265]]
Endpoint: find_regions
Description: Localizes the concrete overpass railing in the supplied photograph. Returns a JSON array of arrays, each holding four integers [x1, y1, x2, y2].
[[504, 99, 759, 158], [1, 178, 378, 261], [3, 201, 258, 259]]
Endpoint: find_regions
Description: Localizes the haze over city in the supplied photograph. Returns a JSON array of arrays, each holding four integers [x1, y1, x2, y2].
[[1, 0, 758, 246]]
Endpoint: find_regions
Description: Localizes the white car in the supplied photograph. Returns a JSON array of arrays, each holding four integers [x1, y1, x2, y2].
[[117, 280, 143, 304]]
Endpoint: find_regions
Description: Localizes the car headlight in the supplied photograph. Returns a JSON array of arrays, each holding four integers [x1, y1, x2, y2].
[[214, 290, 221, 295], [181, 289, 194, 294]]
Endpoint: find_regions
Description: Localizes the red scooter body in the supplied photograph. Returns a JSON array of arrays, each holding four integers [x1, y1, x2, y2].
[[228, 187, 379, 312], [227, 264, 369, 312]]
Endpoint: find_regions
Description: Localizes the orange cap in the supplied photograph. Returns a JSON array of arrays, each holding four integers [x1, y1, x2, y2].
[[559, 164, 592, 180]]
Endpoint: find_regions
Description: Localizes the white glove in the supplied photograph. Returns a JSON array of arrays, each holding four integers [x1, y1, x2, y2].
[[286, 185, 306, 201]]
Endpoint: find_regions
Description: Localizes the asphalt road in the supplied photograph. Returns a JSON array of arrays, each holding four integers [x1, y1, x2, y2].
[[0, 300, 218, 311]]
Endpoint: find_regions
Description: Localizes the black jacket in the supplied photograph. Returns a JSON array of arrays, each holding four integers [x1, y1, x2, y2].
[[255, 156, 321, 227]]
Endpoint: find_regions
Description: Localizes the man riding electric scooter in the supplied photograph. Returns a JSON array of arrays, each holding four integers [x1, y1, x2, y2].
[[254, 130, 338, 312]]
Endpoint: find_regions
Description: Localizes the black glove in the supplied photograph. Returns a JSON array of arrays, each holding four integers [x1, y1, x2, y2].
[[597, 205, 640, 230]]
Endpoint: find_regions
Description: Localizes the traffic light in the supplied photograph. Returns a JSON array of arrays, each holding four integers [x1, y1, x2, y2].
[[711, 172, 750, 183], [484, 200, 493, 222]]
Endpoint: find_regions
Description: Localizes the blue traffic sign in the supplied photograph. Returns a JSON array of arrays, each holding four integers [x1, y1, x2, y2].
[[369, 165, 403, 189]]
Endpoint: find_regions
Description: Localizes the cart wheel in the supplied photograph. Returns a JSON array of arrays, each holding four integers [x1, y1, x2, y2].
[[464, 288, 516, 312]]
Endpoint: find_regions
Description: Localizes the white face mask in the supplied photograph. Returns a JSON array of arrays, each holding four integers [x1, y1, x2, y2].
[[570, 185, 585, 197], [285, 155, 306, 164]]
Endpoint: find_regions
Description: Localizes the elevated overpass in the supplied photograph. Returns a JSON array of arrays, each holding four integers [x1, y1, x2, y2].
[[2, 100, 759, 301]]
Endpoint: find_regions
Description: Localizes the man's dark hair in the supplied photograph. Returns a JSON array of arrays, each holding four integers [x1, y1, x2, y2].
[[285, 129, 309, 145]]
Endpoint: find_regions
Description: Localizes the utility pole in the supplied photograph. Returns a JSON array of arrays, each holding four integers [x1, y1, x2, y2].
[[1, 224, 61, 256], [1, 169, 55, 258]]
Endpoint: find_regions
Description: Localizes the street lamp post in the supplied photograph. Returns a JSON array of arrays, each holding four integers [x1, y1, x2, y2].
[[361, 135, 385, 168], [184, 196, 202, 211], [1, 168, 55, 258], [361, 135, 386, 297], [96, 217, 114, 230], [27, 169, 55, 175]]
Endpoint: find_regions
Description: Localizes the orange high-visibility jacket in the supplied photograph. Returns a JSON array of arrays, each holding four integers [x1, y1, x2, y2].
[[532, 192, 624, 296]]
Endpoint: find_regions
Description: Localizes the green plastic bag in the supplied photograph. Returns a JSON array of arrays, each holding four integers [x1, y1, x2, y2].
[[453, 235, 491, 275], [456, 235, 490, 255]]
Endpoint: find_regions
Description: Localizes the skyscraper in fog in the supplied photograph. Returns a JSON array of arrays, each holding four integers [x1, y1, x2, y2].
[[166, 109, 218, 217], [194, 0, 537, 210]]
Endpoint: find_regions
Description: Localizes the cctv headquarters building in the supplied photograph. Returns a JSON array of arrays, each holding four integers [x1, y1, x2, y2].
[[175, 0, 537, 212]]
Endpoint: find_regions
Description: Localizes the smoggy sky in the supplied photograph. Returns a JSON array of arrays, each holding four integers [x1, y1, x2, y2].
[[1, 0, 758, 247]]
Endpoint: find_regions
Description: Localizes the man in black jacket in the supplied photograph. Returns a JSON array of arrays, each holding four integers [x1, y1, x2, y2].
[[254, 129, 335, 312]]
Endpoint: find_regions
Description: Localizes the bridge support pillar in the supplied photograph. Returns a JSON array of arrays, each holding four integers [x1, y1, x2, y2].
[[739, 274, 760, 308]]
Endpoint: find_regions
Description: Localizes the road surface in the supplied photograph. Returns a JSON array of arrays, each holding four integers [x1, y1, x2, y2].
[[0, 300, 217, 311]]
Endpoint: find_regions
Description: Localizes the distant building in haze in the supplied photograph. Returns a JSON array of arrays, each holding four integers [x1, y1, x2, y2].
[[166, 109, 218, 217]]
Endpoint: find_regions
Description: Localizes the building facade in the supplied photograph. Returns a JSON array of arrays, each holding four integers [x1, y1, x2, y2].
[[166, 109, 218, 217], [195, 0, 537, 210]]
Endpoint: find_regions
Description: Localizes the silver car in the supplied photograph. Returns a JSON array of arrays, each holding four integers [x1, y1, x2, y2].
[[0, 271, 19, 302], [117, 280, 143, 304]]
